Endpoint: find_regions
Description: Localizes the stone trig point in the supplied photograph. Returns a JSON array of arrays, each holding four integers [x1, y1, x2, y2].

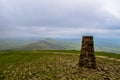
[[79, 36, 96, 69]]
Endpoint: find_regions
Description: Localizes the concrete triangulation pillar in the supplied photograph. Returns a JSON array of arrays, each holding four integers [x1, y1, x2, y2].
[[79, 36, 96, 69]]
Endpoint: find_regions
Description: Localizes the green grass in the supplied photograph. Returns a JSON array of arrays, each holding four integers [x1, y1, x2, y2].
[[0, 50, 56, 71], [95, 52, 120, 59], [0, 50, 120, 80]]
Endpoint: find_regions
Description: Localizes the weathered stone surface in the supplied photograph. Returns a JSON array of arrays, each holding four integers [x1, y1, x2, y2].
[[79, 36, 96, 69]]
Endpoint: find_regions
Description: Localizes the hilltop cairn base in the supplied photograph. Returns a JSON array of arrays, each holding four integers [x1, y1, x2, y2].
[[79, 36, 96, 69]]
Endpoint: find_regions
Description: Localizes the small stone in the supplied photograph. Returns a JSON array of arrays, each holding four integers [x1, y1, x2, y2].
[[104, 77, 110, 80]]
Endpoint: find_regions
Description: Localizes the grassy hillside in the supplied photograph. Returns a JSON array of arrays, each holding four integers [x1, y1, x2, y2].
[[0, 50, 120, 80]]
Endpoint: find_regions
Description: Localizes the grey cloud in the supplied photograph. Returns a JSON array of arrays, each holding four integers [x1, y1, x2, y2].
[[0, 0, 105, 27], [0, 0, 120, 38]]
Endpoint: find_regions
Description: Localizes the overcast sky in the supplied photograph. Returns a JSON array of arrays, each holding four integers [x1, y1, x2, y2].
[[0, 0, 120, 38]]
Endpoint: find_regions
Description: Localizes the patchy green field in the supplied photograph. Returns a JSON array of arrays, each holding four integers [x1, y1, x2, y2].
[[0, 50, 120, 80]]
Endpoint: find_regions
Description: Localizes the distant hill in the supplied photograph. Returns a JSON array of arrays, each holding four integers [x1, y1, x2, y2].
[[20, 38, 80, 50], [0, 37, 120, 53], [0, 37, 42, 50]]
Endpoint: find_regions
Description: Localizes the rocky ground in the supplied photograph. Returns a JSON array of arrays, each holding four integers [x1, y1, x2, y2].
[[0, 51, 120, 80]]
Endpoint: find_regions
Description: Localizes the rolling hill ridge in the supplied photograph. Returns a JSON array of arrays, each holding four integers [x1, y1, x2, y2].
[[20, 38, 80, 50], [0, 38, 120, 53]]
